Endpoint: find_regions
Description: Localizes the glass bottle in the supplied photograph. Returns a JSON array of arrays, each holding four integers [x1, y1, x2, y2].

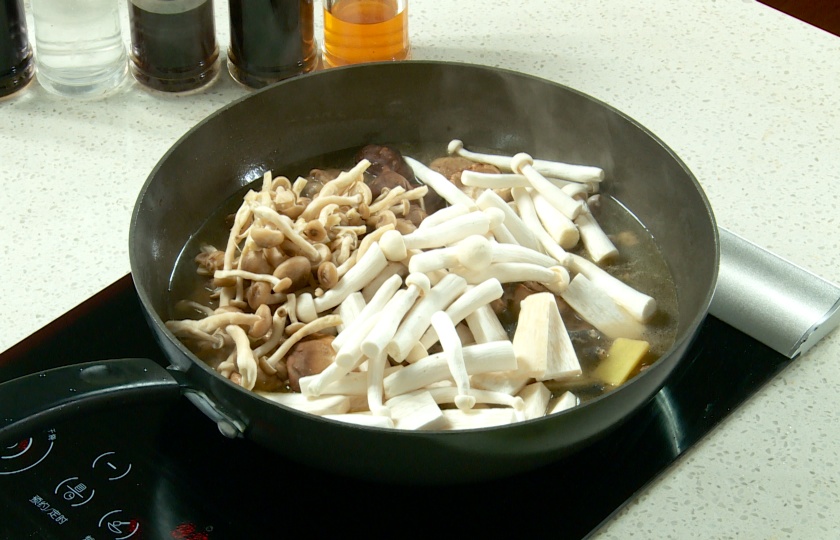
[[0, 0, 34, 98], [322, 0, 410, 68], [227, 0, 317, 89], [128, 0, 219, 92], [29, 0, 127, 97]]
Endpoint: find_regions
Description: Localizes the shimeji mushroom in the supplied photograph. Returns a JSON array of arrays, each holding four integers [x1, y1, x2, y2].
[[404, 155, 477, 209], [383, 340, 517, 398], [418, 278, 503, 350], [387, 273, 468, 362], [560, 273, 645, 339], [510, 187, 572, 267], [296, 242, 389, 322], [532, 192, 580, 250], [448, 139, 605, 184], [408, 234, 557, 274], [430, 311, 474, 410], [475, 189, 541, 252], [169, 141, 666, 430], [378, 208, 503, 261], [226, 324, 258, 391], [510, 153, 584, 221], [361, 273, 431, 358], [575, 196, 619, 263], [568, 253, 656, 323]]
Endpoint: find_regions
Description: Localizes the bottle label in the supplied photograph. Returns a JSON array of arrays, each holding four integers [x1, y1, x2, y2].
[[130, 0, 208, 15]]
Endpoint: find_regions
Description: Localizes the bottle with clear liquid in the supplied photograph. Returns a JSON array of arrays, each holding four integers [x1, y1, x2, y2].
[[30, 0, 127, 97], [1, 0, 35, 98]]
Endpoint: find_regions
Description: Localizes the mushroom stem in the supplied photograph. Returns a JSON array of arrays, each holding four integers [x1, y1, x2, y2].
[[448, 139, 604, 184], [419, 278, 504, 350], [366, 350, 391, 416], [383, 341, 516, 398], [575, 197, 619, 263], [264, 314, 343, 368], [310, 242, 389, 315], [404, 155, 477, 209], [361, 273, 431, 358], [532, 192, 580, 249], [387, 273, 468, 362], [510, 187, 572, 266], [568, 253, 656, 322], [475, 189, 541, 252], [417, 203, 470, 230], [510, 153, 584, 220], [430, 311, 474, 411], [332, 273, 403, 351], [465, 304, 509, 344], [226, 325, 258, 391], [379, 209, 503, 261], [560, 274, 645, 339]]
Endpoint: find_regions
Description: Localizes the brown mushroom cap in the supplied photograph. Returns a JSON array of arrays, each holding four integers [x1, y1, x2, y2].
[[272, 256, 312, 292], [285, 335, 336, 392]]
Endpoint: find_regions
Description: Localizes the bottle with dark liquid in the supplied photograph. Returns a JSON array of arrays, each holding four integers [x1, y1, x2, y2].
[[0, 0, 34, 98], [227, 0, 317, 89], [128, 0, 219, 92]]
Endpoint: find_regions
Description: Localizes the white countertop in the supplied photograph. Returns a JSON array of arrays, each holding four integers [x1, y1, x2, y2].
[[2, 0, 839, 537]]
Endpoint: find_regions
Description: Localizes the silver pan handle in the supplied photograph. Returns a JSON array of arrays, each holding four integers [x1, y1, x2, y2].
[[710, 228, 840, 359]]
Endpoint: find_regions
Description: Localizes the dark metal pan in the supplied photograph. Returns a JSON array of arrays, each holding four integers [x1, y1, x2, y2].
[[0, 61, 718, 484]]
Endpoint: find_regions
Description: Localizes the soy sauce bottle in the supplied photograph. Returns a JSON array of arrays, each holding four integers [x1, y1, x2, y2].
[[0, 0, 34, 98], [128, 0, 220, 92], [227, 0, 317, 89]]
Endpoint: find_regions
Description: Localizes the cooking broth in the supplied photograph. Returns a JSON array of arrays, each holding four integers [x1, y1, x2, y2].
[[167, 143, 678, 406]]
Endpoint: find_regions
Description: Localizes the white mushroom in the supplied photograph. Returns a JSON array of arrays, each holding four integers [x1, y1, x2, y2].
[[532, 192, 580, 249], [378, 209, 503, 261], [510, 153, 584, 220], [560, 274, 645, 339], [430, 311, 474, 410], [475, 189, 541, 252], [575, 195, 619, 263], [403, 155, 477, 209], [419, 278, 504, 350], [568, 253, 656, 322], [297, 242, 389, 320], [383, 341, 517, 398], [417, 203, 470, 229], [361, 273, 431, 358], [387, 273, 468, 362], [448, 139, 605, 184], [510, 187, 572, 266]]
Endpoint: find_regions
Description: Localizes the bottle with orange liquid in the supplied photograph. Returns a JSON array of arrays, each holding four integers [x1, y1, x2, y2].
[[322, 0, 410, 68]]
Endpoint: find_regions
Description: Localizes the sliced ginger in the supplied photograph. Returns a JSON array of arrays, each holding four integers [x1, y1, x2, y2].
[[594, 338, 651, 387]]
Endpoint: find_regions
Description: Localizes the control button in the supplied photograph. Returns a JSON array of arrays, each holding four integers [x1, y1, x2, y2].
[[92, 451, 132, 481], [99, 510, 140, 539], [55, 476, 95, 507], [0, 431, 55, 475]]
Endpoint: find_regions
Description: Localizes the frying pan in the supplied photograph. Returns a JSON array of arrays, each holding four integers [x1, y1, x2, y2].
[[0, 61, 718, 484]]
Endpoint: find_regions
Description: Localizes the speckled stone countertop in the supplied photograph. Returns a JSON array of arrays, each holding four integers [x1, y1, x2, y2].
[[2, 1, 839, 537]]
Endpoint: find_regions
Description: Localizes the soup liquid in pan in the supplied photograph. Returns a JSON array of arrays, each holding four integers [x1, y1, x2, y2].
[[167, 144, 679, 402]]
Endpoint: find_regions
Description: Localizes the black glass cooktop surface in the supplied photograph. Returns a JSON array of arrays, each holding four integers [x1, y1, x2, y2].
[[0, 275, 792, 539]]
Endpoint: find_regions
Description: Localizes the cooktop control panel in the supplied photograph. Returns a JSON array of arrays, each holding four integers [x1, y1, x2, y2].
[[0, 402, 225, 540]]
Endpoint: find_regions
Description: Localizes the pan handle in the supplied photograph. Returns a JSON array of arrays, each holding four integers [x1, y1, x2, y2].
[[0, 358, 184, 444]]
